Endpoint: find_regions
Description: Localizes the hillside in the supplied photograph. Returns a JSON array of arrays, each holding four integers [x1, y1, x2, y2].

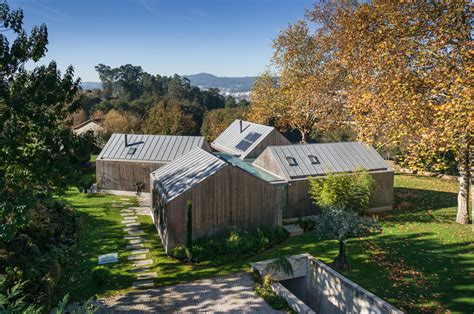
[[185, 73, 257, 92]]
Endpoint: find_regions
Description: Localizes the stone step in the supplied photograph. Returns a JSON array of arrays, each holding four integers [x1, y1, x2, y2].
[[136, 272, 158, 280], [129, 266, 151, 273], [120, 198, 130, 201], [127, 229, 144, 235], [128, 254, 147, 261], [124, 235, 141, 240], [122, 220, 137, 225], [123, 226, 139, 232], [283, 224, 304, 237], [120, 213, 136, 217], [132, 280, 154, 289], [122, 202, 133, 205], [131, 248, 149, 255], [129, 238, 146, 244], [120, 210, 134, 214], [133, 259, 153, 267], [125, 222, 140, 227], [126, 243, 144, 250]]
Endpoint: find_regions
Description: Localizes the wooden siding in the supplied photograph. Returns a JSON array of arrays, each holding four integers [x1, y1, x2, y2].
[[253, 148, 287, 179], [96, 159, 165, 191], [245, 129, 291, 159], [153, 165, 285, 251], [284, 170, 394, 219]]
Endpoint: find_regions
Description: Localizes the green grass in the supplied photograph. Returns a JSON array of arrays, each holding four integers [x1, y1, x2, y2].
[[57, 174, 474, 313]]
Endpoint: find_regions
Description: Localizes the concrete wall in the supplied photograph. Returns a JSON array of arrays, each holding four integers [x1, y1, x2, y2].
[[252, 254, 402, 314]]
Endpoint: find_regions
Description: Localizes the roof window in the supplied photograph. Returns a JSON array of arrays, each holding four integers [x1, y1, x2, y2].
[[285, 156, 298, 166], [127, 147, 137, 155], [308, 155, 320, 164]]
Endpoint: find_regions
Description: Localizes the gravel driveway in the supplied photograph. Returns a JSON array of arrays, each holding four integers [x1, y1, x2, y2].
[[97, 273, 281, 313]]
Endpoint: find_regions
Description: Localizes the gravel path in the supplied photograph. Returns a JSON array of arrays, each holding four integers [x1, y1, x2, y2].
[[97, 273, 280, 313]]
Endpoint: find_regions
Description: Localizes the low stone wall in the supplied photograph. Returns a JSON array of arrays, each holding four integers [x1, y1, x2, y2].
[[252, 254, 403, 314]]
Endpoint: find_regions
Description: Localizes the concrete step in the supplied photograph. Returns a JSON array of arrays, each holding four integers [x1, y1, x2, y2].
[[132, 280, 154, 289], [283, 224, 304, 237], [133, 259, 153, 267], [131, 248, 149, 255], [136, 272, 157, 280], [128, 254, 147, 261], [129, 238, 146, 244]]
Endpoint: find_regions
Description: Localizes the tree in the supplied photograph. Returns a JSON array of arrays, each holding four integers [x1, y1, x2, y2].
[[201, 107, 247, 142], [144, 100, 198, 135], [309, 170, 381, 269], [249, 20, 345, 143], [308, 1, 473, 224], [102, 109, 141, 134], [0, 2, 92, 241]]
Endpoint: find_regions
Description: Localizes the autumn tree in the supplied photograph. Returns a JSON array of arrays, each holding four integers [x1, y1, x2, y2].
[[201, 107, 247, 142], [249, 20, 345, 143], [102, 109, 141, 134], [308, 1, 473, 224], [144, 100, 198, 135]]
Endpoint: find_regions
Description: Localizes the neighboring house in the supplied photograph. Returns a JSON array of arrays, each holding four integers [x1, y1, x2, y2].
[[211, 119, 290, 159], [253, 142, 394, 218], [96, 133, 210, 192], [150, 148, 286, 252], [72, 119, 105, 137]]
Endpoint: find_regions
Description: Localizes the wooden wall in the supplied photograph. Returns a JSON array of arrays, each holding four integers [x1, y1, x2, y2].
[[96, 159, 165, 191], [153, 165, 285, 251], [246, 129, 291, 159], [284, 170, 394, 219]]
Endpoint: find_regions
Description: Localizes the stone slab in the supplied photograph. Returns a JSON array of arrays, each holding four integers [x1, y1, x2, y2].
[[131, 248, 149, 255], [127, 229, 144, 235], [128, 254, 147, 261], [124, 235, 141, 240], [123, 226, 139, 232], [120, 198, 130, 201], [129, 238, 146, 244], [122, 220, 137, 225], [283, 224, 304, 237], [98, 253, 118, 265], [129, 266, 151, 273], [133, 259, 153, 267], [122, 202, 133, 205], [132, 280, 154, 289], [136, 272, 158, 280], [126, 243, 144, 250], [125, 222, 140, 227]]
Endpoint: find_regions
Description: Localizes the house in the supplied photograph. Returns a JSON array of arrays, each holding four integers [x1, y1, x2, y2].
[[211, 119, 290, 159], [150, 148, 286, 252], [253, 142, 394, 219], [96, 133, 210, 192], [72, 119, 105, 137]]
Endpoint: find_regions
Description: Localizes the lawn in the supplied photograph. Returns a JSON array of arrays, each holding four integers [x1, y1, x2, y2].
[[56, 174, 474, 313]]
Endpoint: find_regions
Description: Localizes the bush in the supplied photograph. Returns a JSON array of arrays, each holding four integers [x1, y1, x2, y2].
[[172, 226, 288, 264], [91, 266, 110, 286], [254, 275, 290, 310]]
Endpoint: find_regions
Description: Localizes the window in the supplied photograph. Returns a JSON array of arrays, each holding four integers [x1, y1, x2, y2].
[[235, 132, 262, 152], [308, 155, 320, 164], [127, 147, 137, 155], [285, 156, 298, 166]]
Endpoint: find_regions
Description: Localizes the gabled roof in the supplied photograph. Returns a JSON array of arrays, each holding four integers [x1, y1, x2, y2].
[[211, 119, 276, 159], [253, 142, 389, 180], [97, 133, 208, 163], [72, 119, 104, 130], [151, 148, 227, 203]]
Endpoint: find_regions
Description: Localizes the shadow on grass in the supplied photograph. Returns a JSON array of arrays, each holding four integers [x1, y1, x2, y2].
[[353, 232, 474, 313], [55, 197, 138, 303]]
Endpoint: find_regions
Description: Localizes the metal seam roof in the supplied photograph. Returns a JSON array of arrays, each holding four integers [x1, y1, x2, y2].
[[256, 142, 389, 180], [97, 133, 207, 162], [151, 148, 228, 203]]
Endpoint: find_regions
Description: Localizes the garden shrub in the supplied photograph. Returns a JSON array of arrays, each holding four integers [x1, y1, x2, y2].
[[254, 275, 290, 310], [172, 226, 288, 264]]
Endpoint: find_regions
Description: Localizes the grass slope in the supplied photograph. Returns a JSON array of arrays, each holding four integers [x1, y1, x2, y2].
[[57, 174, 473, 313]]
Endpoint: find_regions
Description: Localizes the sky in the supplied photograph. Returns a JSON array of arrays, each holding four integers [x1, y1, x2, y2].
[[10, 0, 313, 82]]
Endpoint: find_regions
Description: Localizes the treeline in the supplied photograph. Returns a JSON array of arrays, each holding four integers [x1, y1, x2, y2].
[[72, 65, 249, 140]]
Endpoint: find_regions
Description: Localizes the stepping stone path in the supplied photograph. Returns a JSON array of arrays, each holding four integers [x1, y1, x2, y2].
[[119, 203, 157, 289]]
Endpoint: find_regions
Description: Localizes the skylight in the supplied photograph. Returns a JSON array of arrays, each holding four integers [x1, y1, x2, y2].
[[235, 132, 262, 152], [286, 156, 298, 166], [127, 147, 137, 155], [308, 155, 320, 164]]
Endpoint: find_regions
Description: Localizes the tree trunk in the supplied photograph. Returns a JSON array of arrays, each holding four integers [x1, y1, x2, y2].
[[456, 168, 471, 224], [470, 143, 474, 231], [332, 240, 350, 270], [300, 130, 310, 144]]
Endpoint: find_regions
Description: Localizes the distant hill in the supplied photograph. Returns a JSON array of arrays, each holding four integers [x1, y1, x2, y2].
[[185, 73, 257, 93], [81, 81, 102, 90]]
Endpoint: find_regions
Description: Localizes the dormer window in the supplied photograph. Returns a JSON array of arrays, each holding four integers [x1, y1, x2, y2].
[[285, 156, 298, 166], [308, 155, 320, 164], [127, 147, 137, 155]]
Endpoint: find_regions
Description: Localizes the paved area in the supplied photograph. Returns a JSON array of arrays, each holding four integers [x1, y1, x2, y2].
[[97, 273, 280, 313]]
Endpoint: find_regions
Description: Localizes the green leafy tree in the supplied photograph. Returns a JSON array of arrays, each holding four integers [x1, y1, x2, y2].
[[145, 99, 198, 135], [309, 170, 380, 269], [0, 3, 90, 241]]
